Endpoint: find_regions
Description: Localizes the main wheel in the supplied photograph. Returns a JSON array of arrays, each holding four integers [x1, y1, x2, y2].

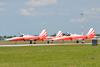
[[51, 41, 54, 44], [34, 41, 36, 44], [30, 40, 32, 44], [47, 41, 49, 44], [76, 40, 79, 43], [82, 41, 84, 43]]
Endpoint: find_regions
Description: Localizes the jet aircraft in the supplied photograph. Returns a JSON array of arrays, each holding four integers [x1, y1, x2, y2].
[[46, 31, 63, 43], [5, 30, 47, 44], [51, 28, 96, 43]]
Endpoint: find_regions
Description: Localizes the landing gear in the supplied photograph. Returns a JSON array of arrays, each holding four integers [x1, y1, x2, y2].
[[82, 39, 84, 43], [30, 40, 32, 44], [15, 41, 17, 44], [82, 41, 84, 43], [51, 41, 54, 44], [76, 40, 79, 43], [62, 40, 64, 44], [34, 41, 36, 44], [47, 41, 49, 44]]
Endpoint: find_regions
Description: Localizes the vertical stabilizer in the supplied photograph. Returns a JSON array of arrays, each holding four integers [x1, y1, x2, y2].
[[87, 28, 95, 36], [39, 30, 47, 37], [56, 31, 63, 37]]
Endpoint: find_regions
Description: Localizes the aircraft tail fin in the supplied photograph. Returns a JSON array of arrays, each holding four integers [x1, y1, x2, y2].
[[39, 30, 47, 37], [87, 28, 95, 36], [56, 31, 63, 37]]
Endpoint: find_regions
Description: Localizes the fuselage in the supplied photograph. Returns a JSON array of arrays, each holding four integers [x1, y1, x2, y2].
[[53, 35, 95, 41], [5, 36, 47, 41]]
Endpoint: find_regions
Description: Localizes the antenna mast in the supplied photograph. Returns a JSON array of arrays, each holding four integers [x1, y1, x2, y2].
[[81, 13, 83, 35]]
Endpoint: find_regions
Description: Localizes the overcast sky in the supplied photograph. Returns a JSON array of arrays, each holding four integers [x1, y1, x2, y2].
[[0, 0, 100, 36]]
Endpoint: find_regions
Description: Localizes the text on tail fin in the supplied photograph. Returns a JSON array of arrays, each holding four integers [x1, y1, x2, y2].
[[87, 28, 95, 36], [56, 31, 63, 37], [39, 30, 47, 37]]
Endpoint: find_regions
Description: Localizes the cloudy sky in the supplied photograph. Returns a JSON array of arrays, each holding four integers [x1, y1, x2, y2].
[[0, 0, 100, 36]]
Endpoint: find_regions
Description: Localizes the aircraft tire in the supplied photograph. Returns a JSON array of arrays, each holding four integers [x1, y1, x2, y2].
[[82, 41, 84, 43], [47, 41, 49, 44], [30, 40, 32, 44], [76, 40, 79, 43], [34, 41, 36, 44], [51, 41, 53, 44]]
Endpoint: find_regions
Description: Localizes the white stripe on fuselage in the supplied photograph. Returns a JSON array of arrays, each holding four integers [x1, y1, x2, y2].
[[5, 36, 33, 41]]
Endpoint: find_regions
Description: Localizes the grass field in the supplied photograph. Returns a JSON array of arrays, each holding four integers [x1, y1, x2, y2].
[[0, 40, 100, 67], [0, 45, 100, 67]]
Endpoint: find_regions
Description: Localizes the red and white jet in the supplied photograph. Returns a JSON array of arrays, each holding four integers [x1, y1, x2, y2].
[[52, 28, 96, 43], [5, 30, 47, 44], [46, 31, 63, 43]]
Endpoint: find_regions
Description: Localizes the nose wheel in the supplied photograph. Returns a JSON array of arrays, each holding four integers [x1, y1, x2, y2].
[[62, 40, 64, 44], [15, 41, 17, 44]]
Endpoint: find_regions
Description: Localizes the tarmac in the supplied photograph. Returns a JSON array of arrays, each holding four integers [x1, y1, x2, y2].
[[0, 42, 99, 47]]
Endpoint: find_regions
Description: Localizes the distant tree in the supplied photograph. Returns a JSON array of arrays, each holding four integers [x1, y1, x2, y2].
[[0, 36, 2, 40], [51, 33, 56, 36], [34, 35, 38, 36], [13, 35, 17, 37], [8, 36, 13, 38], [0, 36, 2, 38], [3, 36, 7, 38], [3, 36, 13, 38], [63, 33, 67, 36], [96, 34, 100, 36], [34, 34, 39, 36]]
